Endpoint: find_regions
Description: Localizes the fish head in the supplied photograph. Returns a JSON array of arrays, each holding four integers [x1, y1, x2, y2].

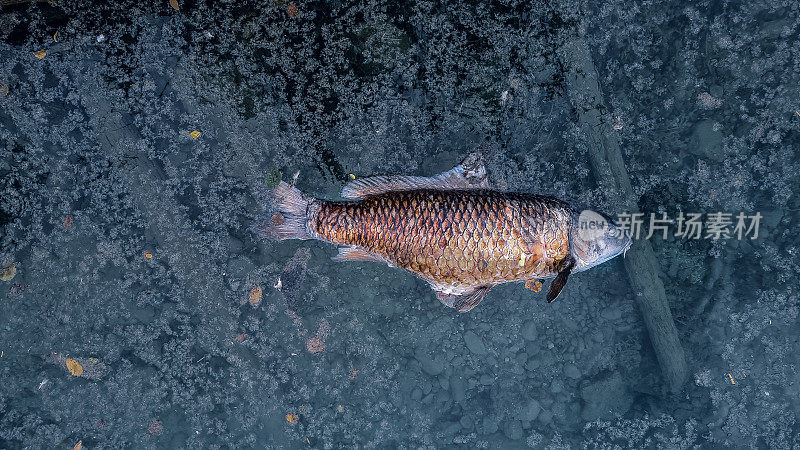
[[570, 209, 632, 271]]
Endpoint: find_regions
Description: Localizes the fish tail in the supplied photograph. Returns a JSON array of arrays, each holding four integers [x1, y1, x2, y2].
[[252, 181, 315, 240]]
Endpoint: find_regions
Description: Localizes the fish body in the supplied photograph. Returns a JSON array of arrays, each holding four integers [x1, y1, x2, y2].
[[254, 154, 631, 312]]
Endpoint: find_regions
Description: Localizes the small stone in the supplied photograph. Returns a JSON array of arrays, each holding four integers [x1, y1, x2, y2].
[[463, 331, 487, 355], [503, 419, 523, 440], [564, 364, 581, 379], [521, 321, 537, 341], [518, 399, 541, 421], [415, 348, 444, 376], [525, 358, 540, 371], [450, 375, 466, 403], [581, 372, 632, 421]]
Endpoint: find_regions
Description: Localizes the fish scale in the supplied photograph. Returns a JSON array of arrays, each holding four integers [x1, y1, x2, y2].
[[312, 189, 572, 289]]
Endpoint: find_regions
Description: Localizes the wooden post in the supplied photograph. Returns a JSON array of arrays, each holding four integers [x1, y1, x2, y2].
[[557, 31, 688, 393]]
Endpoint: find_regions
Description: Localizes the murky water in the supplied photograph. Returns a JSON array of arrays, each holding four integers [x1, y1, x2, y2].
[[1, 1, 798, 448]]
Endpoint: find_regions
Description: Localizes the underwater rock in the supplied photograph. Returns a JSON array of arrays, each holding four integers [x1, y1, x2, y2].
[[690, 120, 724, 161], [521, 321, 538, 341], [580, 372, 632, 421], [463, 331, 487, 355], [518, 399, 541, 422]]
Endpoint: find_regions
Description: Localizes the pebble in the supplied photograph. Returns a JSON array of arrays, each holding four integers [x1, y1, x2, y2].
[[416, 351, 444, 376], [463, 331, 487, 355], [564, 364, 581, 379], [481, 416, 499, 434], [518, 399, 541, 421], [521, 321, 537, 341], [450, 375, 466, 403], [503, 419, 523, 440]]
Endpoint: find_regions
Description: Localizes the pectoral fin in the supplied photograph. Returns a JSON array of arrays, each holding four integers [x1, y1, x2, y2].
[[546, 255, 575, 303], [436, 285, 492, 313]]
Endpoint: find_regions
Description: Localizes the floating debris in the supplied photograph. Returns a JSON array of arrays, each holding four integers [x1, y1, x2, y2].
[[169, 0, 180, 11], [287, 3, 298, 17], [33, 49, 46, 59], [53, 31, 58, 42], [144, 251, 153, 259], [65, 358, 84, 377], [74, 440, 82, 450], [0, 83, 8, 97], [1, 263, 16, 282], [189, 130, 201, 139], [286, 413, 299, 424], [62, 214, 73, 229], [49, 353, 108, 380], [249, 285, 262, 306]]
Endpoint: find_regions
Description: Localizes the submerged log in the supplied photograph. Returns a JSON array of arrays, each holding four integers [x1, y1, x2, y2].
[[557, 30, 688, 393]]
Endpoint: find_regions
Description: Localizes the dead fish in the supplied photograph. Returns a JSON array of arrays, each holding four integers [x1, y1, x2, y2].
[[252, 154, 631, 312]]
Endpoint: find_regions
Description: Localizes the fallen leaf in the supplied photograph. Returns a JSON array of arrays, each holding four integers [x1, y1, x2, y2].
[[53, 31, 59, 42], [33, 49, 46, 59], [169, 0, 180, 10], [1, 263, 16, 282], [189, 130, 201, 139], [286, 413, 299, 424], [66, 358, 83, 376], [62, 214, 73, 229], [287, 2, 298, 17], [249, 285, 262, 306], [0, 84, 8, 97]]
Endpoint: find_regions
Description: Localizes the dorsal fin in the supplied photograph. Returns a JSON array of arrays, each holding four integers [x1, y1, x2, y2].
[[341, 152, 490, 199]]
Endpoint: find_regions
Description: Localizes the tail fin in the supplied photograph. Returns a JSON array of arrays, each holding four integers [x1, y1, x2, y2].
[[252, 181, 314, 240]]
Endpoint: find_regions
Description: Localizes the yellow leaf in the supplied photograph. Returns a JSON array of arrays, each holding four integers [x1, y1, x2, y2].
[[286, 413, 299, 424], [33, 50, 46, 59], [189, 130, 201, 139], [74, 440, 82, 450], [144, 252, 153, 259], [169, 0, 180, 11], [348, 173, 356, 180], [53, 31, 59, 42], [66, 358, 83, 376], [1, 263, 15, 282], [249, 286, 262, 306]]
